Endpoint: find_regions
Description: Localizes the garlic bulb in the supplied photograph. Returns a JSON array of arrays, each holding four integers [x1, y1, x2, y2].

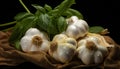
[[49, 34, 77, 63], [49, 42, 76, 63], [20, 28, 50, 52], [77, 33, 114, 65], [65, 16, 89, 39]]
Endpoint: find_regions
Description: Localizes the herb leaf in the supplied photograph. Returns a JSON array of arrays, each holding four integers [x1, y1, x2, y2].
[[9, 14, 36, 48], [36, 14, 49, 32], [32, 4, 46, 13], [89, 26, 104, 33], [44, 4, 52, 12], [57, 16, 67, 33], [14, 12, 33, 21], [36, 13, 58, 35], [53, 0, 75, 17], [67, 9, 83, 19]]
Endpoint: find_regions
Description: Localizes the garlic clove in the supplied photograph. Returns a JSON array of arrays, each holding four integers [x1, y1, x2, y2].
[[94, 51, 103, 64], [25, 28, 49, 40], [77, 39, 86, 47], [52, 34, 68, 43], [57, 43, 76, 63], [73, 19, 89, 31], [65, 38, 77, 47], [49, 42, 58, 60], [25, 28, 41, 36], [66, 16, 79, 25], [66, 25, 80, 39], [77, 45, 94, 65], [38, 40, 50, 52], [29, 44, 38, 51], [20, 36, 32, 52], [97, 44, 108, 57]]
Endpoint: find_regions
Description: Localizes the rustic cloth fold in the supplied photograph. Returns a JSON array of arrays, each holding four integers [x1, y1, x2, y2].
[[0, 31, 120, 69]]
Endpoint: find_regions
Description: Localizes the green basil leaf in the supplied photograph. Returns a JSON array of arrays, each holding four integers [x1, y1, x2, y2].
[[53, 0, 75, 17], [66, 9, 83, 19], [36, 14, 58, 35], [36, 14, 50, 32], [9, 15, 36, 49], [89, 26, 104, 33], [14, 40, 22, 50], [61, 10, 73, 18], [44, 4, 52, 12], [14, 12, 33, 21], [47, 19, 58, 35], [32, 4, 46, 13], [57, 16, 68, 33], [48, 9, 58, 16]]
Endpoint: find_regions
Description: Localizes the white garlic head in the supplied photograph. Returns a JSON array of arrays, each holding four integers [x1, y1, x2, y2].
[[49, 42, 76, 63], [65, 16, 89, 39], [49, 34, 77, 63], [77, 34, 111, 65], [20, 28, 50, 52]]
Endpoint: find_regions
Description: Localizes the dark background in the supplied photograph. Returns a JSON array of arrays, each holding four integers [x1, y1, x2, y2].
[[0, 0, 119, 68]]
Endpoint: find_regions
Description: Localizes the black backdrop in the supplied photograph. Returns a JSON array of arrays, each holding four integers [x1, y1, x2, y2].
[[0, 0, 119, 68], [0, 0, 118, 43]]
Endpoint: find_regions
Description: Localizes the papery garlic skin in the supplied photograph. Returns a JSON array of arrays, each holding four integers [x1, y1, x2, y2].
[[52, 34, 68, 43], [77, 34, 111, 65], [52, 34, 77, 47], [25, 28, 41, 36], [77, 45, 94, 64], [66, 16, 78, 24], [66, 16, 89, 39], [49, 34, 77, 63], [20, 28, 50, 52], [87, 33, 114, 48], [65, 38, 77, 47], [25, 28, 48, 40], [94, 51, 103, 64]]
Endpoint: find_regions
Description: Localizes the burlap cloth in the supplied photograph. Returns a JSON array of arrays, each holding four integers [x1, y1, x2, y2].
[[0, 31, 120, 69]]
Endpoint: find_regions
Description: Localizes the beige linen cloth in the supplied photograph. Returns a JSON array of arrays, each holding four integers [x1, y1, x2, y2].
[[0, 31, 120, 69]]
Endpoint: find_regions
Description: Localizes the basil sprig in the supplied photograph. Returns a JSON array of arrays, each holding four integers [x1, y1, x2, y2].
[[9, 0, 83, 50]]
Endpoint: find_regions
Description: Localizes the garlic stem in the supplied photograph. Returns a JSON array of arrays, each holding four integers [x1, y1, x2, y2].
[[86, 41, 97, 50], [32, 35, 43, 46]]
